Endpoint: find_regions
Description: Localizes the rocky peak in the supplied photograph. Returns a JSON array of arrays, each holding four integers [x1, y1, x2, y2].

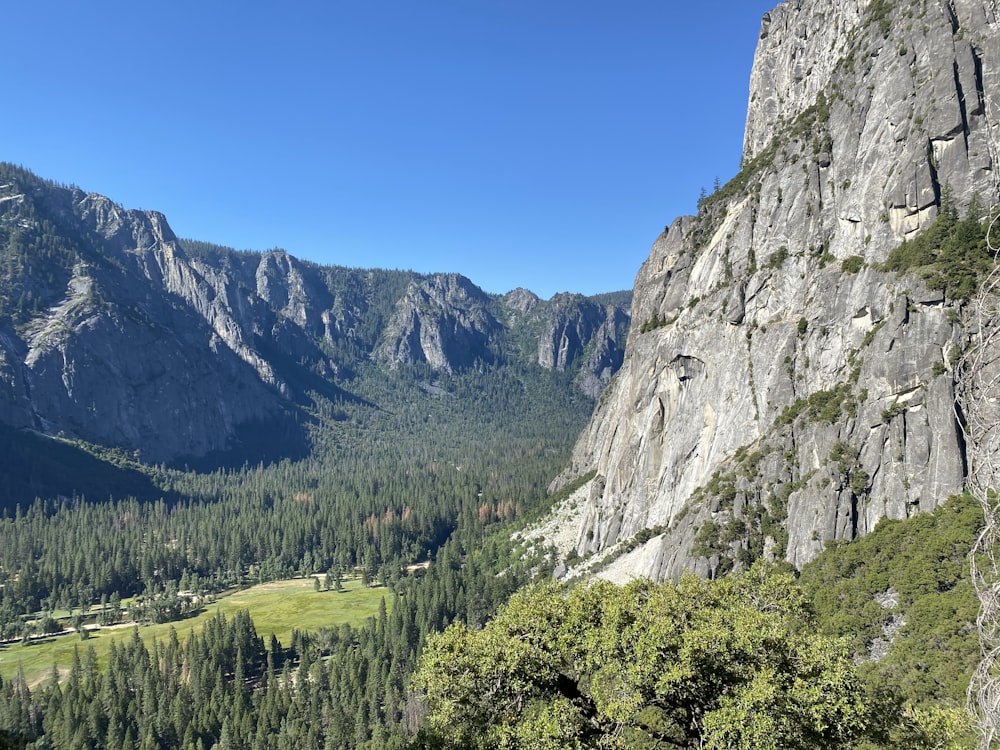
[[744, 0, 867, 159], [535, 293, 627, 381], [537, 0, 1000, 582], [573, 304, 630, 399], [745, 0, 1000, 252], [374, 274, 501, 373], [502, 287, 541, 314], [255, 250, 332, 334], [537, 293, 589, 371]]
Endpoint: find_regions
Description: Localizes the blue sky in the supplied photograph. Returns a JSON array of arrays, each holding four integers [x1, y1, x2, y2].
[[3, 1, 777, 299]]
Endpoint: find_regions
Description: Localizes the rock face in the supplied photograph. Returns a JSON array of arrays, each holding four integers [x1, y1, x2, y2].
[[0, 185, 287, 464], [0, 164, 630, 464], [542, 0, 1000, 581], [374, 274, 501, 373], [373, 281, 632, 390], [534, 294, 630, 398]]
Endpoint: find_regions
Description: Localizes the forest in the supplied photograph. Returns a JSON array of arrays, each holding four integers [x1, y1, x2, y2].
[[0, 494, 979, 749], [0, 330, 595, 748], [0, 366, 984, 750], [0, 163, 991, 748], [0, 337, 989, 747]]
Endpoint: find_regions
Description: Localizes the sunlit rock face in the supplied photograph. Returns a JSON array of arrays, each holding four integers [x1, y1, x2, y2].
[[0, 188, 287, 463], [542, 0, 1000, 581], [375, 281, 630, 391]]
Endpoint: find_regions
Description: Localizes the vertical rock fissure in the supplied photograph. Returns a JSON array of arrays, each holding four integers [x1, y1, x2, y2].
[[954, 60, 972, 149], [849, 486, 860, 540], [943, 0, 960, 35], [953, 395, 971, 482], [926, 139, 944, 209], [972, 47, 987, 119]]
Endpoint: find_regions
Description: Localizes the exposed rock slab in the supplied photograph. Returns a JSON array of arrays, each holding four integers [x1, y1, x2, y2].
[[543, 0, 1000, 579]]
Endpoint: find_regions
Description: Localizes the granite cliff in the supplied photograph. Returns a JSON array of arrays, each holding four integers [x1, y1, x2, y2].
[[0, 164, 630, 468], [538, 0, 1000, 581]]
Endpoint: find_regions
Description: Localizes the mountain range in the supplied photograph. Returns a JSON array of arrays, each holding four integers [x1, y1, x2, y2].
[[0, 162, 629, 493]]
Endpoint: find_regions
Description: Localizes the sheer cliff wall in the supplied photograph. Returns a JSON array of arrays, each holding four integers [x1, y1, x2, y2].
[[540, 0, 1000, 581]]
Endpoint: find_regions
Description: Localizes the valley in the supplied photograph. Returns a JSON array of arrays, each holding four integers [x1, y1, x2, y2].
[[0, 577, 388, 686], [3, 0, 1000, 747]]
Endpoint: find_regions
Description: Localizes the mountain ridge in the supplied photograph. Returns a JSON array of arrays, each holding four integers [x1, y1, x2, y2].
[[0, 162, 630, 477]]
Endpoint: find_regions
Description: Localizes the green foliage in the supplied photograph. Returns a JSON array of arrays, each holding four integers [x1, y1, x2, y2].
[[881, 400, 908, 422], [859, 319, 886, 351], [0, 423, 168, 516], [0, 515, 547, 749], [587, 290, 633, 309], [767, 246, 789, 269], [799, 494, 981, 710], [786, 91, 832, 144], [639, 311, 676, 333], [829, 440, 861, 483], [841, 255, 866, 273], [849, 468, 870, 495], [177, 238, 262, 264], [693, 520, 730, 566], [684, 445, 805, 571], [776, 382, 858, 426], [546, 470, 597, 506], [0, 578, 386, 684], [624, 524, 669, 550], [866, 0, 895, 36], [0, 164, 83, 325], [0, 610, 268, 750], [691, 140, 778, 248], [413, 564, 893, 749], [879, 197, 993, 300]]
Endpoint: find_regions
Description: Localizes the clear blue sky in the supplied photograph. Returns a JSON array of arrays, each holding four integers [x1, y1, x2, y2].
[[3, 1, 776, 299]]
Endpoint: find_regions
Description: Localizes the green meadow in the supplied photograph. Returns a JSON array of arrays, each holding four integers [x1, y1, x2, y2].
[[0, 577, 388, 686]]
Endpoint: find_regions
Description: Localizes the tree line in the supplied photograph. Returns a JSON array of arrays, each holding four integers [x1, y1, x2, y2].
[[0, 514, 549, 749]]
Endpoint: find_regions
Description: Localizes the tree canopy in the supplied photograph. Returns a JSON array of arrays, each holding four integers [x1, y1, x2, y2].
[[412, 563, 892, 749]]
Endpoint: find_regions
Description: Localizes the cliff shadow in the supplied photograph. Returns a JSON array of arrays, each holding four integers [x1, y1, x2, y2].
[[0, 423, 174, 512], [171, 411, 312, 473]]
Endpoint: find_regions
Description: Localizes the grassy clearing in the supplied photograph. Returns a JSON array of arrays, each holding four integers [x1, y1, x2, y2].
[[0, 576, 388, 685]]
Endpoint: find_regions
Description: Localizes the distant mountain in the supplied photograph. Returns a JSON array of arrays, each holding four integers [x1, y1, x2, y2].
[[0, 162, 630, 484]]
